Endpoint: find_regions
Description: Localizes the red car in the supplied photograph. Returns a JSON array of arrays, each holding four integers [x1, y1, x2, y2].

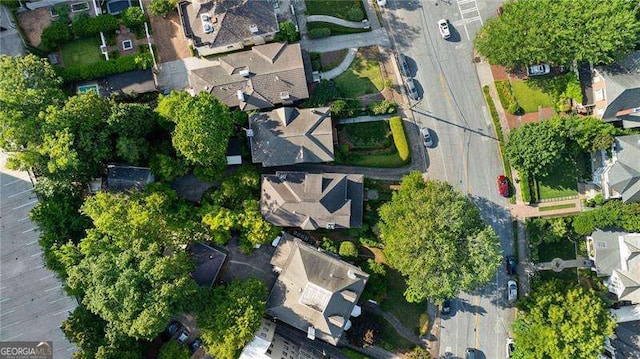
[[497, 175, 509, 197]]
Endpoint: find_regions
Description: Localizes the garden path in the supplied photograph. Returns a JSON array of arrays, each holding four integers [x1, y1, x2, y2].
[[307, 15, 371, 28], [319, 47, 358, 80], [301, 28, 391, 52]]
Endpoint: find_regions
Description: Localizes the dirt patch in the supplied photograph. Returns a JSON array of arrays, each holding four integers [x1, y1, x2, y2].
[[141, 1, 192, 63], [320, 49, 347, 70], [16, 8, 52, 47]]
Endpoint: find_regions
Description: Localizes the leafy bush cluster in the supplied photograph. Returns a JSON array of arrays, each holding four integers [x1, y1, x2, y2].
[[309, 27, 331, 39], [389, 116, 410, 164], [274, 21, 299, 43], [572, 200, 640, 236], [304, 80, 339, 107], [55, 52, 153, 81], [71, 13, 119, 38], [122, 7, 146, 28], [40, 21, 73, 52], [148, 0, 177, 17], [518, 171, 536, 204], [339, 241, 359, 258], [346, 6, 365, 21], [331, 98, 361, 119], [367, 100, 397, 115], [527, 72, 583, 112], [495, 80, 522, 115]]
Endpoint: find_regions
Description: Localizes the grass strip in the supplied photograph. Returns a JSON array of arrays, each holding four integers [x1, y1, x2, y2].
[[538, 203, 576, 212]]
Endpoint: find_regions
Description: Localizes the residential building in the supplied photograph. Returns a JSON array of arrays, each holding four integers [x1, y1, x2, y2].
[[260, 172, 364, 230], [104, 164, 154, 192], [190, 242, 227, 287], [266, 234, 368, 345], [587, 229, 640, 303], [178, 0, 278, 57], [248, 107, 334, 167], [592, 135, 640, 203], [188, 42, 309, 110], [239, 319, 327, 359], [226, 137, 243, 165], [589, 51, 640, 128], [76, 69, 157, 96]]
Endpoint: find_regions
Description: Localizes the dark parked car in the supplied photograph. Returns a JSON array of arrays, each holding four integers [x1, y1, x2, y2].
[[162, 321, 182, 341], [190, 338, 203, 354], [441, 299, 451, 315], [465, 348, 478, 359], [398, 54, 410, 77], [505, 255, 517, 275], [176, 328, 190, 344]]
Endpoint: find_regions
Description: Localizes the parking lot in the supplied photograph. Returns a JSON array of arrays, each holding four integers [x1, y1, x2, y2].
[[0, 153, 76, 358]]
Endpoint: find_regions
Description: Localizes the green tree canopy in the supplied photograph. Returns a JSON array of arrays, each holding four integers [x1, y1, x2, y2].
[[339, 241, 358, 258], [378, 172, 502, 303], [0, 54, 65, 150], [148, 0, 177, 17], [474, 0, 640, 68], [512, 281, 616, 359], [156, 91, 234, 180], [197, 278, 267, 359], [158, 340, 190, 359], [107, 102, 156, 164], [66, 189, 200, 339]]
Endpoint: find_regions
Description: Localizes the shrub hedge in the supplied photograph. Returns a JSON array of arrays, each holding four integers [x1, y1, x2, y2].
[[367, 100, 397, 115], [55, 53, 153, 82], [309, 28, 331, 39], [495, 80, 522, 115], [72, 13, 119, 38], [40, 21, 73, 52], [389, 116, 410, 164]]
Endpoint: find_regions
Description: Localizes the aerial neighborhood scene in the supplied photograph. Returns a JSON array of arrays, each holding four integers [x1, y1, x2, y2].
[[3, 0, 640, 358]]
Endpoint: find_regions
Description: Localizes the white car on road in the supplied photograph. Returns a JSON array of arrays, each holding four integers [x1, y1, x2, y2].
[[438, 19, 451, 39], [507, 280, 518, 302], [527, 64, 550, 76], [420, 127, 433, 148]]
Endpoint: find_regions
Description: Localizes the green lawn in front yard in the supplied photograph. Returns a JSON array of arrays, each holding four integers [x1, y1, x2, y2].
[[380, 267, 428, 334], [340, 152, 405, 168], [334, 51, 384, 97], [337, 121, 392, 150], [60, 37, 103, 67], [378, 316, 414, 351], [539, 203, 576, 212], [305, 0, 366, 21], [536, 237, 576, 262], [535, 158, 578, 200], [511, 79, 555, 113]]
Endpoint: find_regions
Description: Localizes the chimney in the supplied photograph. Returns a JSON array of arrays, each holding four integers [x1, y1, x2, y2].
[[239, 68, 250, 77], [250, 24, 259, 33]]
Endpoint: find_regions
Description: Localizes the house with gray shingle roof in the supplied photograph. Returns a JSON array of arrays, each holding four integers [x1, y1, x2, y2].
[[188, 42, 309, 110], [592, 51, 640, 128], [595, 135, 640, 203], [178, 0, 278, 57], [249, 107, 334, 167], [267, 234, 368, 345], [260, 172, 363, 230], [587, 230, 640, 303]]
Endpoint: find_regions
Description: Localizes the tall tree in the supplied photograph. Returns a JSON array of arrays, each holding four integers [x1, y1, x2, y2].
[[474, 0, 640, 68], [0, 54, 65, 150], [107, 102, 155, 164], [156, 91, 234, 180], [196, 279, 267, 359], [378, 172, 502, 303], [512, 281, 616, 359]]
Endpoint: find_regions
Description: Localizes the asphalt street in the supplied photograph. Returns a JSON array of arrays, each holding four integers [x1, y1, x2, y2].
[[382, 0, 515, 358]]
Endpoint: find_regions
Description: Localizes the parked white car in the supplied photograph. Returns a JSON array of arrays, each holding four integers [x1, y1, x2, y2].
[[506, 337, 515, 358], [420, 127, 433, 148], [438, 19, 451, 39], [527, 64, 551, 76], [507, 280, 518, 302], [377, 0, 387, 6]]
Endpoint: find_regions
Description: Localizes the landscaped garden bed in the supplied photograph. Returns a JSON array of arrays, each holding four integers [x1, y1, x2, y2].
[[335, 117, 409, 168]]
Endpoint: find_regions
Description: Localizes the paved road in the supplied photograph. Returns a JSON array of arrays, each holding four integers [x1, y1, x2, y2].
[[381, 0, 514, 358], [0, 153, 77, 358]]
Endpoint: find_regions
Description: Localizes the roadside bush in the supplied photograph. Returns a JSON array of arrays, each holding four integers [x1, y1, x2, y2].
[[339, 241, 358, 258], [331, 98, 361, 119], [495, 80, 522, 115], [148, 0, 177, 17], [519, 171, 537, 204], [40, 21, 73, 52], [309, 28, 331, 39], [311, 59, 322, 71], [367, 100, 397, 115], [56, 53, 153, 82], [346, 6, 365, 22], [594, 193, 605, 206], [122, 7, 146, 28], [72, 14, 118, 37], [389, 117, 410, 164], [274, 20, 299, 43]]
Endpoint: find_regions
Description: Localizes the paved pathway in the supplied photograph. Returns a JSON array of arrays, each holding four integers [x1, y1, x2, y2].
[[307, 15, 371, 28], [336, 113, 392, 124], [301, 28, 391, 52], [536, 257, 591, 272], [319, 47, 358, 80], [362, 0, 382, 30]]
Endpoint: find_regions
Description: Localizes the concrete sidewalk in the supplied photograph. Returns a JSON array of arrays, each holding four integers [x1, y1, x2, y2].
[[307, 15, 371, 29]]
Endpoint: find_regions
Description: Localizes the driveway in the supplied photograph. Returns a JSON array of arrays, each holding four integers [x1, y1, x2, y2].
[[0, 153, 76, 358], [141, 2, 192, 63], [220, 237, 278, 290]]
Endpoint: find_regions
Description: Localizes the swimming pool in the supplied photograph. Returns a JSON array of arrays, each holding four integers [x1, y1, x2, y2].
[[106, 0, 132, 15], [77, 83, 99, 95]]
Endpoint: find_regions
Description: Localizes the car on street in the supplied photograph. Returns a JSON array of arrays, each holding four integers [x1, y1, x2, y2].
[[397, 54, 410, 77], [497, 174, 509, 197], [162, 321, 182, 341], [176, 328, 190, 344], [527, 64, 551, 76], [420, 127, 433, 148], [377, 0, 387, 7], [465, 348, 478, 359], [438, 19, 451, 39], [505, 255, 517, 275], [506, 337, 515, 358], [441, 298, 451, 315], [190, 338, 203, 354], [507, 280, 518, 302], [405, 77, 419, 100]]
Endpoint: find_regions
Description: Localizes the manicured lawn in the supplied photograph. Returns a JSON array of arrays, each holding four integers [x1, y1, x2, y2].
[[335, 51, 384, 97], [341, 348, 369, 359], [338, 121, 392, 150], [60, 37, 103, 67], [305, 0, 366, 21], [539, 203, 576, 212], [381, 267, 428, 333], [341, 152, 405, 168], [307, 21, 370, 35], [378, 316, 414, 351], [536, 237, 576, 262], [511, 79, 555, 113], [535, 158, 578, 200]]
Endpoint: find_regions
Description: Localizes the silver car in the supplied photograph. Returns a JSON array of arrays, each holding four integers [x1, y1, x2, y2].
[[420, 127, 433, 148], [405, 77, 419, 100], [507, 280, 518, 302]]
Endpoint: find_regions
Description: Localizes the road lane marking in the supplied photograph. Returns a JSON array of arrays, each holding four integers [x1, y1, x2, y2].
[[44, 285, 61, 292], [53, 307, 75, 316], [8, 188, 33, 198], [40, 273, 55, 281], [48, 297, 68, 304], [11, 200, 38, 211], [30, 252, 42, 257], [0, 321, 20, 330], [27, 239, 39, 245], [1, 309, 15, 316], [17, 217, 30, 222], [3, 179, 21, 187], [4, 333, 24, 341], [22, 228, 35, 234]]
